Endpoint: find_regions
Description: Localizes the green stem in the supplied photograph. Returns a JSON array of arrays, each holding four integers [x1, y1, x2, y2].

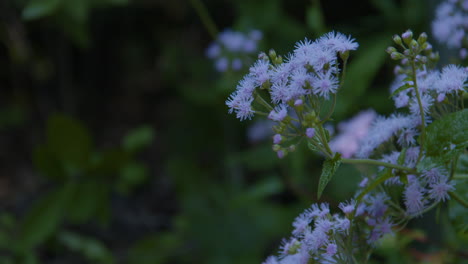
[[188, 0, 218, 39], [318, 125, 333, 157], [341, 158, 417, 173], [320, 58, 348, 124], [454, 173, 468, 179], [450, 192, 468, 208], [410, 60, 426, 164]]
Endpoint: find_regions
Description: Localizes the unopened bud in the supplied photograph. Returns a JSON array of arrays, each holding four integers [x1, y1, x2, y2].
[[391, 52, 404, 60], [417, 32, 427, 45], [386, 46, 397, 54], [269, 49, 277, 60], [402, 30, 413, 45], [393, 35, 402, 45]]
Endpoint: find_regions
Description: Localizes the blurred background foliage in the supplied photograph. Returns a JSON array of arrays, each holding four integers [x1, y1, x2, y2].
[[0, 0, 464, 263]]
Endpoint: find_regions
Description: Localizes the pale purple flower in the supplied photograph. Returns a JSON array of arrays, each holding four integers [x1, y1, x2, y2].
[[215, 57, 229, 72], [357, 114, 414, 158], [273, 134, 282, 144], [277, 150, 285, 159], [262, 256, 279, 264], [409, 93, 434, 116], [232, 58, 243, 70], [306, 128, 315, 138], [330, 109, 377, 158], [318, 31, 359, 53], [436, 65, 468, 94], [292, 212, 312, 236], [294, 99, 303, 106], [206, 43, 221, 58], [268, 105, 288, 121], [311, 71, 339, 98], [324, 243, 337, 257], [339, 199, 356, 214], [429, 178, 455, 202], [249, 59, 271, 86], [404, 180, 426, 216], [422, 167, 447, 184], [367, 193, 389, 218]]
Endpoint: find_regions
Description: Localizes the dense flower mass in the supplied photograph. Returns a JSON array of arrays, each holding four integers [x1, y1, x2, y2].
[[432, 0, 468, 59], [206, 29, 262, 72], [228, 30, 465, 264], [226, 31, 358, 158]]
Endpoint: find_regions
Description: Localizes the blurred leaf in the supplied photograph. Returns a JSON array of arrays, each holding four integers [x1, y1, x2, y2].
[[18, 183, 74, 250], [232, 176, 282, 205], [306, 1, 326, 36], [33, 144, 66, 180], [424, 109, 468, 157], [91, 149, 130, 175], [47, 114, 92, 171], [317, 153, 341, 199], [67, 180, 102, 224], [59, 231, 114, 264], [0, 105, 26, 129], [456, 153, 468, 174], [116, 162, 148, 194], [369, 0, 399, 22], [123, 125, 155, 153], [127, 232, 181, 264], [22, 0, 61, 20], [338, 34, 391, 115]]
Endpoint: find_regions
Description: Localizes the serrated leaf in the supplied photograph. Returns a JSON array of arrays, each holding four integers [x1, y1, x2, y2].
[[22, 0, 62, 20], [425, 109, 468, 157], [317, 153, 341, 199], [389, 83, 413, 98], [47, 114, 92, 171], [123, 125, 154, 153], [357, 168, 393, 202]]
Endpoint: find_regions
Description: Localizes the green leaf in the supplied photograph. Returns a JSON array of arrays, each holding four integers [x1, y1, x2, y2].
[[33, 144, 66, 180], [67, 180, 103, 224], [317, 153, 342, 199], [91, 149, 130, 175], [122, 125, 154, 153], [58, 231, 114, 264], [424, 109, 468, 157], [22, 0, 62, 20], [357, 168, 393, 202], [47, 114, 92, 171], [389, 83, 413, 98], [116, 162, 148, 194], [306, 3, 326, 36], [18, 183, 74, 250]]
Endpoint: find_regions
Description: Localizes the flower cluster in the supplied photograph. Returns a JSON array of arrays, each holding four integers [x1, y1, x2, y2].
[[432, 0, 468, 59], [206, 29, 262, 72], [228, 30, 466, 264], [226, 31, 358, 158]]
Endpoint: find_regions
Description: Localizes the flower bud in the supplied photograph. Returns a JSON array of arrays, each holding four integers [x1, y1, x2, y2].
[[269, 49, 277, 60], [273, 134, 282, 144], [272, 144, 281, 152], [393, 35, 402, 45], [386, 46, 397, 54], [390, 52, 404, 60], [410, 39, 419, 52], [402, 30, 413, 45], [417, 32, 427, 45]]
